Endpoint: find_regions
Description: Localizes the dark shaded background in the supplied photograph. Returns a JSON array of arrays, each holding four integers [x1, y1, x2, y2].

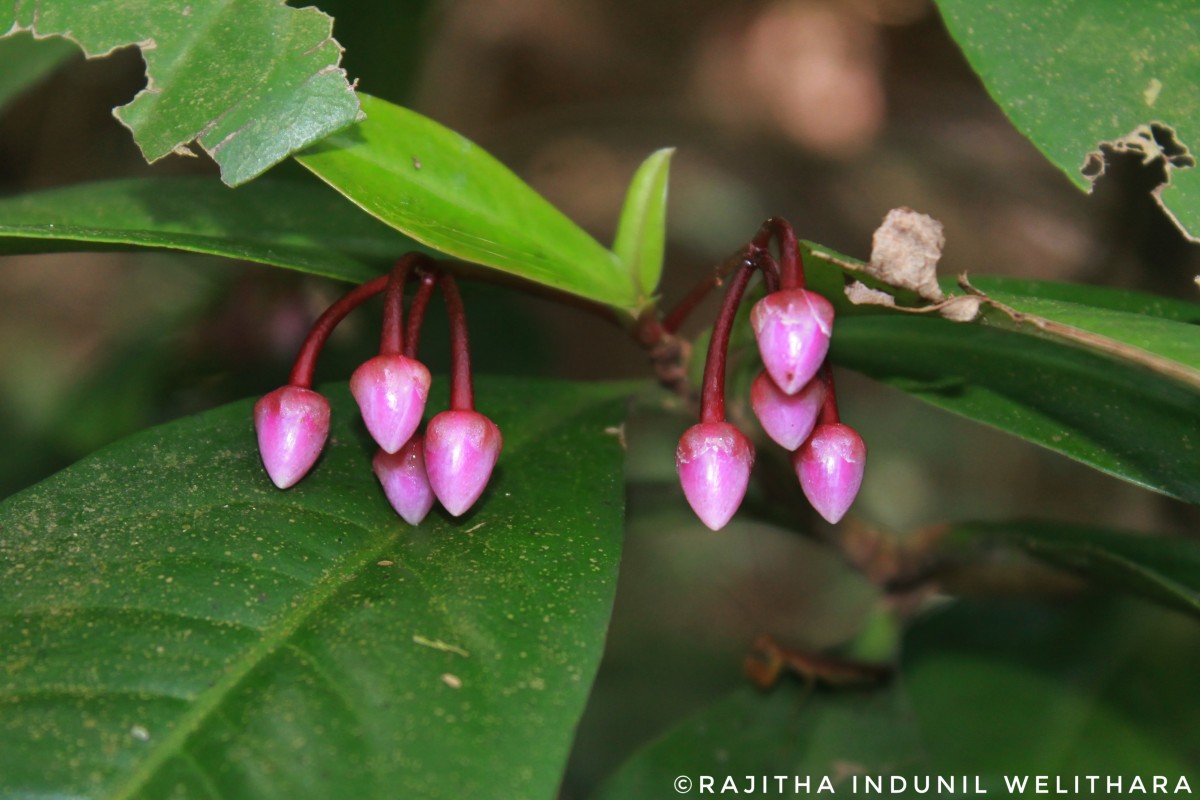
[[1, 1, 1196, 794]]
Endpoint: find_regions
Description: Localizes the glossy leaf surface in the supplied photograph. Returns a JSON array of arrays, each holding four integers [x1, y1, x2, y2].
[[0, 178, 411, 282], [831, 313, 1199, 503], [798, 247, 1200, 502], [0, 377, 630, 799], [1, 0, 361, 185], [297, 95, 638, 312]]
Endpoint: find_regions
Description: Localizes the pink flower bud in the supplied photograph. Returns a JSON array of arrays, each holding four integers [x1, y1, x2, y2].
[[253, 386, 330, 489], [373, 436, 435, 525], [423, 410, 503, 517], [750, 289, 834, 395], [676, 422, 755, 531], [350, 355, 431, 454], [794, 423, 866, 524], [750, 370, 825, 451]]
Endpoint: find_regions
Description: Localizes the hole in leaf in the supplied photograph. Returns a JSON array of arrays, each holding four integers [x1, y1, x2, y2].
[[1084, 122, 1198, 244]]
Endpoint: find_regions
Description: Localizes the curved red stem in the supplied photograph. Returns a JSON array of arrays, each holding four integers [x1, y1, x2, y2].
[[439, 272, 475, 411], [288, 275, 389, 388], [663, 248, 780, 335], [753, 217, 803, 291], [818, 364, 841, 425], [699, 257, 757, 425], [403, 269, 438, 360], [379, 258, 412, 356]]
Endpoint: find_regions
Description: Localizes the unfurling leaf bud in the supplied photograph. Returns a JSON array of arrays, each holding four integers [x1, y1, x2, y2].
[[676, 422, 755, 531], [254, 386, 331, 489]]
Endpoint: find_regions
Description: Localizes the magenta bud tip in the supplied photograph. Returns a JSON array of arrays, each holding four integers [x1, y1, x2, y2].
[[750, 289, 834, 395], [750, 370, 825, 451], [253, 386, 331, 489], [794, 423, 866, 524], [351, 355, 432, 454], [423, 410, 503, 517], [373, 436, 435, 525], [676, 422, 755, 531]]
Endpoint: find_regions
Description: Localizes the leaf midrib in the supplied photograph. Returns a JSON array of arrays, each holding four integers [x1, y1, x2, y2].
[[105, 513, 403, 800]]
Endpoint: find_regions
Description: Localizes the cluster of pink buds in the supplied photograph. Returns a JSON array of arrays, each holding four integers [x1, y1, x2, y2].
[[676, 219, 866, 530], [253, 254, 502, 523]]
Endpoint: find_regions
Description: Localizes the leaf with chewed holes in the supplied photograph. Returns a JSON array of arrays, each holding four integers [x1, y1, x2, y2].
[[934, 0, 1200, 240], [0, 0, 361, 185]]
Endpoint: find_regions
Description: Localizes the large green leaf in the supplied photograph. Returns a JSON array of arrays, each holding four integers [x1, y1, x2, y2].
[[1, 0, 361, 186], [594, 684, 921, 799], [0, 31, 76, 111], [796, 247, 1200, 502], [934, 0, 1200, 240], [805, 245, 1200, 386], [0, 377, 629, 799], [967, 275, 1200, 322], [948, 520, 1200, 619], [0, 177, 412, 282], [971, 284, 1200, 391], [297, 95, 640, 313], [612, 148, 673, 303], [904, 598, 1200, 782], [831, 314, 1199, 503], [595, 597, 1200, 796]]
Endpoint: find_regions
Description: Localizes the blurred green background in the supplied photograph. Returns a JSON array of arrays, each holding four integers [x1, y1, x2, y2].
[[2, 1, 1197, 794]]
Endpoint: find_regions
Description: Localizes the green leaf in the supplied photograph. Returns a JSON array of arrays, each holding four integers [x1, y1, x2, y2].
[[0, 377, 630, 799], [949, 520, 1200, 619], [904, 598, 1200, 780], [795, 247, 1200, 501], [297, 94, 639, 313], [593, 684, 921, 799], [933, 0, 1200, 241], [597, 597, 1200, 795], [967, 275, 1200, 322], [969, 280, 1200, 392], [1, 0, 361, 186], [612, 148, 674, 303], [0, 177, 413, 282], [0, 31, 76, 111], [831, 313, 1200, 503]]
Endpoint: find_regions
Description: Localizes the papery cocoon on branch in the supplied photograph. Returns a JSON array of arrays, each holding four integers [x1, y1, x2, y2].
[[350, 354, 431, 454], [794, 423, 866, 524], [373, 436, 435, 525], [423, 410, 502, 517], [676, 422, 755, 531], [253, 386, 331, 489], [750, 289, 834, 395], [750, 370, 825, 451]]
